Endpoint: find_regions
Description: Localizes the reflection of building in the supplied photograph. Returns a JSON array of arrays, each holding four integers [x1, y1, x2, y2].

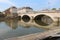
[[3, 6, 17, 18], [5, 19, 18, 29]]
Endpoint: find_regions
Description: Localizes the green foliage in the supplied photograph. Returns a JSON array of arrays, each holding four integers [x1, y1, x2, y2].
[[0, 12, 2, 13], [52, 8, 56, 10]]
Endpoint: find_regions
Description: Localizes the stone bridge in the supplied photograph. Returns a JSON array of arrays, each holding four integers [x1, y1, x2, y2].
[[17, 12, 60, 26]]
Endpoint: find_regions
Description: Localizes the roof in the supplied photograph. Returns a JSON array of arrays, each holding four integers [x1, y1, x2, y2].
[[18, 7, 33, 10]]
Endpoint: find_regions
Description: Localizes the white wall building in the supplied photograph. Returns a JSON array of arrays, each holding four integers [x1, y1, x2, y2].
[[17, 7, 33, 14]]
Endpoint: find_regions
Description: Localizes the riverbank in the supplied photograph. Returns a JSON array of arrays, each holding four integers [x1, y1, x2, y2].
[[4, 27, 60, 40]]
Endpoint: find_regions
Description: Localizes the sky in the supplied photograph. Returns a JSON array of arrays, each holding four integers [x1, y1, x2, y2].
[[0, 0, 60, 11]]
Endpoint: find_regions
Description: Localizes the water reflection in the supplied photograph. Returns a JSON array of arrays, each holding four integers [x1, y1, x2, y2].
[[5, 19, 18, 29], [3, 18, 56, 29], [0, 18, 48, 40], [5, 19, 32, 29]]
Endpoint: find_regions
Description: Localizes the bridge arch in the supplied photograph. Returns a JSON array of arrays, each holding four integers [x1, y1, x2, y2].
[[34, 14, 53, 26], [22, 15, 31, 22]]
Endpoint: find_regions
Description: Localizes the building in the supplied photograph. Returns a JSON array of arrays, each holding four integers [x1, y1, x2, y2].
[[3, 6, 17, 18], [17, 7, 33, 14], [0, 12, 5, 17]]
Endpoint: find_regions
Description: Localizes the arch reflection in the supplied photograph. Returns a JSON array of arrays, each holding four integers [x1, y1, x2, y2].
[[34, 14, 53, 26], [3, 18, 54, 30]]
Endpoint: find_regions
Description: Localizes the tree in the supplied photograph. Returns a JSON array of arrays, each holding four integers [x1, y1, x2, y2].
[[58, 8, 60, 10], [52, 8, 56, 10], [0, 12, 2, 13]]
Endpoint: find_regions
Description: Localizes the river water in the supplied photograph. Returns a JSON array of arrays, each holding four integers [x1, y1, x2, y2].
[[0, 18, 59, 40]]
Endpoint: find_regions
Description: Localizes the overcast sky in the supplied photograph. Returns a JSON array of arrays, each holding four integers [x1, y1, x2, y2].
[[0, 0, 60, 11]]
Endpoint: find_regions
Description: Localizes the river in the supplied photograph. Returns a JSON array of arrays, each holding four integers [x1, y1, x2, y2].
[[0, 18, 59, 40]]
